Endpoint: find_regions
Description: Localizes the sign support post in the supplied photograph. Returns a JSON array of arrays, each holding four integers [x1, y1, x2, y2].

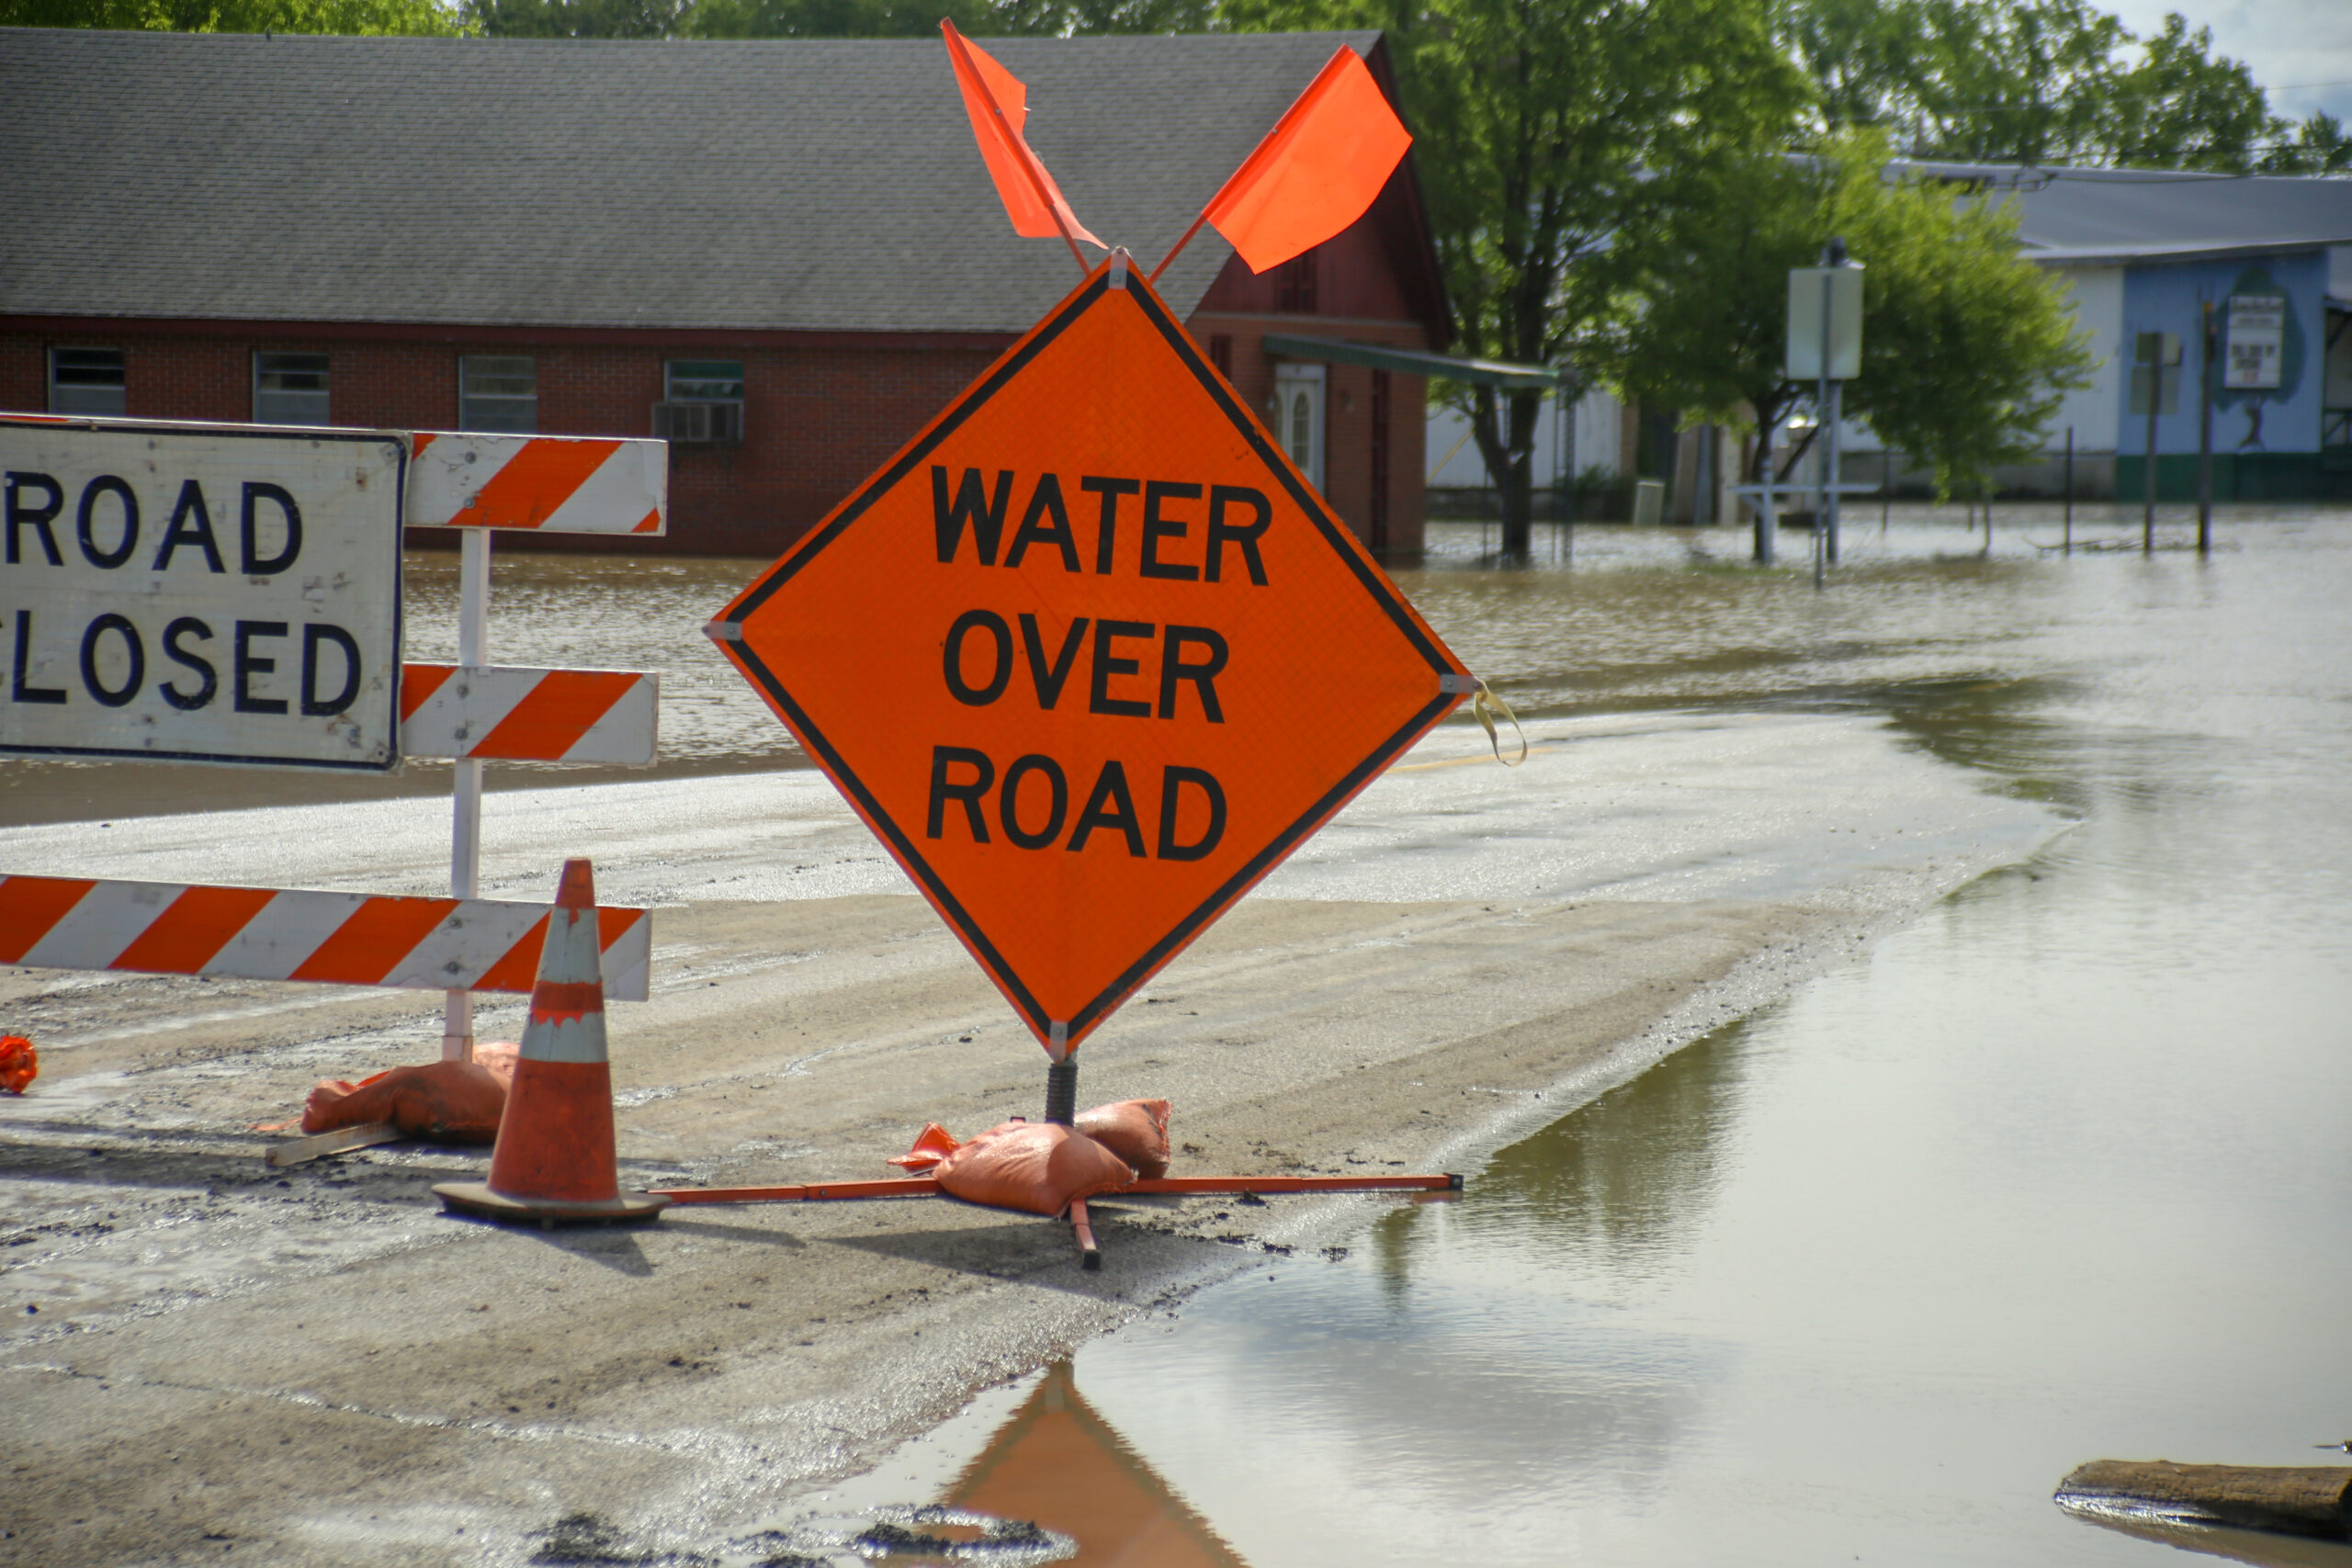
[[2132, 331, 2181, 555], [442, 528, 492, 1063], [1787, 243, 1860, 585], [1815, 267, 1833, 590], [2197, 301, 2215, 557]]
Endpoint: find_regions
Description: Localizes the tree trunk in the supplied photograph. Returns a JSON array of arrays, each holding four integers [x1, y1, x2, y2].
[[1498, 453, 1534, 559], [1472, 386, 1545, 562]]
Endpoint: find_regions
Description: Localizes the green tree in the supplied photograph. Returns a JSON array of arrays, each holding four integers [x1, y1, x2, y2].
[[682, 0, 1209, 37], [2261, 111, 2352, 176], [1, 0, 466, 29], [1611, 132, 2092, 503], [2100, 13, 2275, 169], [1230, 0, 1805, 558], [467, 0, 679, 35], [1782, 0, 2129, 163], [1777, 0, 2324, 173]]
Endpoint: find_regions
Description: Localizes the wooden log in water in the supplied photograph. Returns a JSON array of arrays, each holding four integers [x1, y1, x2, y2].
[[2057, 1461, 2352, 1540]]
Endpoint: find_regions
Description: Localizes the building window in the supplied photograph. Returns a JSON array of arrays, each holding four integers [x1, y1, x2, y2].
[[1276, 250, 1318, 314], [666, 359, 743, 403], [459, 355, 537, 433], [1208, 334, 1233, 378], [254, 352, 330, 425], [654, 358, 745, 444], [50, 347, 125, 416]]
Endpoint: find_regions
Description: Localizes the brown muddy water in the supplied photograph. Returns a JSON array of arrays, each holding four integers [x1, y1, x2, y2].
[[11, 506, 2352, 1565], [758, 507, 2352, 1567]]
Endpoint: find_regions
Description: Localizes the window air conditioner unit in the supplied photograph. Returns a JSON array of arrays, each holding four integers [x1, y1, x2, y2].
[[652, 401, 743, 444]]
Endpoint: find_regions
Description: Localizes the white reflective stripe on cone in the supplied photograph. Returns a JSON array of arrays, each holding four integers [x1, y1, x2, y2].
[[525, 1011, 610, 1066], [515, 904, 609, 1066]]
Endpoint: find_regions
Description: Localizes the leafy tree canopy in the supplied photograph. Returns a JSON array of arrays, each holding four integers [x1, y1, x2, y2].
[[681, 0, 1210, 36], [1779, 0, 2349, 174], [1229, 0, 1807, 554], [468, 0, 679, 35], [1611, 131, 2094, 496], [0, 0, 466, 31]]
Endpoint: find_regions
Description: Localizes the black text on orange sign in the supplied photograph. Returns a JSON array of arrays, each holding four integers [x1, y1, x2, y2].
[[927, 747, 1227, 862], [933, 467, 1272, 584]]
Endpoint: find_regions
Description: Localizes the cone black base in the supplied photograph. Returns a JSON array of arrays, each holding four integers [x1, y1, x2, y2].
[[433, 1181, 669, 1225]]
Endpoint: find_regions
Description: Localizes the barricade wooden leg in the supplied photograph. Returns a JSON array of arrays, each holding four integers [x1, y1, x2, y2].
[[266, 1122, 403, 1168], [1069, 1197, 1100, 1270]]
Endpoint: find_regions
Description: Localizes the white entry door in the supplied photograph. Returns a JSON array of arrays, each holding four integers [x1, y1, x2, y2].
[[1272, 363, 1326, 491]]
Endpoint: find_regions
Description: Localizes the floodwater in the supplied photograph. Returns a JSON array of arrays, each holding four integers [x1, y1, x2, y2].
[[8, 506, 2351, 1564], [782, 506, 2352, 1566]]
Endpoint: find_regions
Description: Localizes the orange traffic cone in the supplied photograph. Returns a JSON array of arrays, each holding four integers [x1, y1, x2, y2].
[[434, 859, 667, 1226]]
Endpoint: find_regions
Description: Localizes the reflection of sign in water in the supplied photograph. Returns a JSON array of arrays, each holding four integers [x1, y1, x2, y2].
[[2224, 295, 2285, 390], [950, 1361, 1247, 1566]]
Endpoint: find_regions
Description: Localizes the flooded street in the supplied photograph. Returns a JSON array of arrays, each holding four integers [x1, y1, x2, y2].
[[4, 506, 2348, 1565], [794, 508, 2352, 1566]]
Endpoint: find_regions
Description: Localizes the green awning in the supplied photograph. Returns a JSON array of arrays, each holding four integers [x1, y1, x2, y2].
[[1261, 333, 1561, 390]]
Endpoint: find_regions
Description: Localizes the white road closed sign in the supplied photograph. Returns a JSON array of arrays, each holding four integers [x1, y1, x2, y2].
[[2, 417, 405, 770]]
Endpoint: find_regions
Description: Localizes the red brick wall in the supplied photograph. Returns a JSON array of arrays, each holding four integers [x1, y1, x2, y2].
[[3, 265, 1437, 558], [1187, 222, 1437, 557], [1, 327, 1005, 558]]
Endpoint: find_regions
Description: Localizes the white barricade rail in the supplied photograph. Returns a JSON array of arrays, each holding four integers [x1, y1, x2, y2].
[[405, 433, 668, 536], [401, 664, 659, 765], [0, 874, 651, 1002]]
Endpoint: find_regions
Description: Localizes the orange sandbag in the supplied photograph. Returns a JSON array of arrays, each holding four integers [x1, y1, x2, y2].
[[0, 1035, 36, 1095], [888, 1122, 963, 1173], [1075, 1099, 1172, 1180], [300, 1048, 517, 1142], [934, 1121, 1136, 1216]]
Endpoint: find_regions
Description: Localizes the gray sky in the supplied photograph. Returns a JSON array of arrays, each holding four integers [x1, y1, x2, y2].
[[2104, 0, 2352, 128]]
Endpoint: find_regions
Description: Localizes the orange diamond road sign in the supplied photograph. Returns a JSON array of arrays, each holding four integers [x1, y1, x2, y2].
[[707, 258, 1471, 1055]]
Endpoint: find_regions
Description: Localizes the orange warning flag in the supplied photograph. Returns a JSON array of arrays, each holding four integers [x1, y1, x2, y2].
[[943, 21, 1104, 252], [1203, 44, 1411, 275]]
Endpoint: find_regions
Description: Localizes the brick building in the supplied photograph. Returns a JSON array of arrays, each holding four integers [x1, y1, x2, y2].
[[0, 28, 1459, 556]]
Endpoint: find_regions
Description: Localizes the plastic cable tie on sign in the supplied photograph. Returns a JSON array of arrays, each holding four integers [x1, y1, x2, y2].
[[1472, 678, 1527, 767]]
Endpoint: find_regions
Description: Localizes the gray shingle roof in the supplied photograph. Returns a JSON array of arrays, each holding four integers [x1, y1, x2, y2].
[[0, 28, 1382, 333], [1894, 159, 2352, 261]]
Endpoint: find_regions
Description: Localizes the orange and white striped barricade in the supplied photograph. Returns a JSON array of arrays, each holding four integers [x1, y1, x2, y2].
[[401, 431, 668, 1057], [401, 664, 658, 766], [405, 433, 666, 537], [0, 873, 652, 1002]]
